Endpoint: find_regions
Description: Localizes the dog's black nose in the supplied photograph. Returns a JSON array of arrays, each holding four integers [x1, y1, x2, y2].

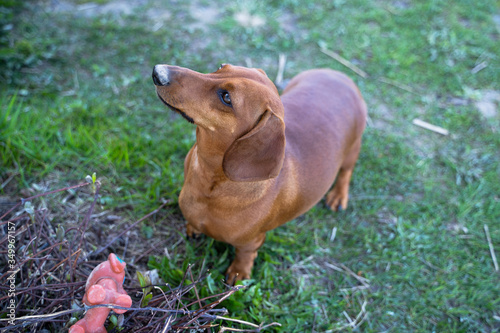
[[152, 71, 162, 86], [152, 65, 170, 86]]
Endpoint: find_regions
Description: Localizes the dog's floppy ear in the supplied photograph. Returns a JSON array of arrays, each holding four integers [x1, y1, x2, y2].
[[223, 110, 285, 182]]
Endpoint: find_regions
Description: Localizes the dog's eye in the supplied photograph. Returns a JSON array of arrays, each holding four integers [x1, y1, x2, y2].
[[218, 63, 226, 70], [220, 91, 232, 106]]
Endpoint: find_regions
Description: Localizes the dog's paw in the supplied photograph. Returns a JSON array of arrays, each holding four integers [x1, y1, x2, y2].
[[186, 223, 202, 239], [225, 262, 251, 285], [326, 188, 349, 212]]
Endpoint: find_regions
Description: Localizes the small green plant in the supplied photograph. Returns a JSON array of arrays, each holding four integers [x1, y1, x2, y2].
[[136, 271, 153, 307], [107, 313, 124, 331], [23, 201, 35, 224], [85, 172, 97, 194]]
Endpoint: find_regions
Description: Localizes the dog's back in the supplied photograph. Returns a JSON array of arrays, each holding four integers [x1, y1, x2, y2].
[[278, 69, 367, 218]]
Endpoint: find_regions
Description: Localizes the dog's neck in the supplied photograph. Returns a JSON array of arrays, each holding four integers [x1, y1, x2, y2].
[[194, 127, 231, 177]]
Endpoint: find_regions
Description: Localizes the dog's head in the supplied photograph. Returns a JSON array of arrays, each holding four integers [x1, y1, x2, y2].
[[153, 64, 285, 182]]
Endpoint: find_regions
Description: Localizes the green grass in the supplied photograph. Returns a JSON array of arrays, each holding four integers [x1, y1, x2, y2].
[[1, 0, 499, 331]]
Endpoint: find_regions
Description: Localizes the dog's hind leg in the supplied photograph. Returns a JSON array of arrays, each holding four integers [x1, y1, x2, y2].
[[326, 138, 362, 211]]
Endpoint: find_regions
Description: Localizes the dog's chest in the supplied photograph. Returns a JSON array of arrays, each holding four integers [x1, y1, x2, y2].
[[178, 167, 271, 237], [179, 176, 264, 215]]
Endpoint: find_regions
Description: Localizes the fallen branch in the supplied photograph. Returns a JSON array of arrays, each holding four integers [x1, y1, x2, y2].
[[484, 224, 499, 272], [325, 262, 370, 287], [320, 47, 368, 78], [412, 118, 449, 136], [0, 303, 228, 330], [218, 318, 282, 332], [332, 300, 369, 331], [378, 77, 416, 94], [471, 61, 488, 74], [275, 53, 287, 87]]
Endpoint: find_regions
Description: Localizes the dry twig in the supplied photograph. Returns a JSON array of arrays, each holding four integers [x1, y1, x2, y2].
[[484, 224, 499, 272], [378, 77, 416, 94], [275, 53, 287, 87], [412, 118, 449, 136], [320, 47, 368, 78]]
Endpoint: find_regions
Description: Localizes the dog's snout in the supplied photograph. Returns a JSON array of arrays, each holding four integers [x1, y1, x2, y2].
[[152, 65, 170, 86]]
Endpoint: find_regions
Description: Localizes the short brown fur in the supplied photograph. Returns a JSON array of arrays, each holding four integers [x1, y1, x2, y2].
[[153, 64, 367, 283]]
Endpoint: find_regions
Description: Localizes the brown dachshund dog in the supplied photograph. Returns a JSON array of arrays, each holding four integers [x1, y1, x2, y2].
[[152, 64, 367, 283]]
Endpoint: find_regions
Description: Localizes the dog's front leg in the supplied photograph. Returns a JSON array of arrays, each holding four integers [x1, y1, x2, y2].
[[226, 233, 266, 284], [186, 222, 202, 239]]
